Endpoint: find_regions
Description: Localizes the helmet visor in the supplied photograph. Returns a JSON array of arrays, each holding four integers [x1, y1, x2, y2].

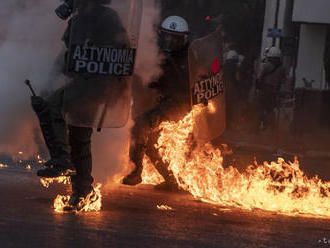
[[159, 29, 186, 52]]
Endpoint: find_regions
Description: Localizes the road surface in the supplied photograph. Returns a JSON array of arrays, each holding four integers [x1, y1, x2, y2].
[[1, 165, 330, 248]]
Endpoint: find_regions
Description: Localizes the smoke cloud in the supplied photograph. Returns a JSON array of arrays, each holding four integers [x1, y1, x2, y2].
[[0, 0, 66, 159], [95, 0, 162, 183]]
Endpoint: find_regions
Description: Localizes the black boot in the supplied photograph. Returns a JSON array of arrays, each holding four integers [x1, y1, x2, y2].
[[146, 132, 181, 192], [64, 175, 94, 211], [122, 144, 145, 185], [63, 126, 94, 211], [152, 160, 181, 192]]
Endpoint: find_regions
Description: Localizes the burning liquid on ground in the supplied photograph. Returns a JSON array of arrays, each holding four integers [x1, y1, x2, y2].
[[40, 176, 71, 188], [0, 163, 8, 168], [141, 106, 330, 218]]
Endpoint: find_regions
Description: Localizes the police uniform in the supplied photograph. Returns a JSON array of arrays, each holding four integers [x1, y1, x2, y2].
[[257, 58, 286, 130], [124, 49, 191, 188], [32, 2, 127, 199]]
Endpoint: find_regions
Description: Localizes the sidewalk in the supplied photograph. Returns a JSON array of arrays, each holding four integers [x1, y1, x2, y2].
[[217, 128, 330, 160]]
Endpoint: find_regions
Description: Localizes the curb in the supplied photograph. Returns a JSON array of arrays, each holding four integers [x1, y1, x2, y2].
[[224, 140, 330, 160]]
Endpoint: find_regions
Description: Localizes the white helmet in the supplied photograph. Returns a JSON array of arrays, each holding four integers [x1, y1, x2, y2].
[[267, 46, 281, 58], [159, 16, 189, 52], [237, 54, 245, 67], [225, 50, 239, 61], [161, 16, 189, 33]]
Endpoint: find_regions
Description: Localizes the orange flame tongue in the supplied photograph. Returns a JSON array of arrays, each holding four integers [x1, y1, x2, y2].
[[142, 107, 330, 218], [40, 176, 71, 188], [54, 183, 102, 213], [141, 155, 164, 185]]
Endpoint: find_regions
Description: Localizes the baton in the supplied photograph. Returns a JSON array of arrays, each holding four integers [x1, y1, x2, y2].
[[24, 79, 36, 97], [96, 102, 108, 132]]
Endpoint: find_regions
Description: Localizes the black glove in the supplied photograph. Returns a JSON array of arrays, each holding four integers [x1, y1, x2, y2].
[[31, 96, 47, 113]]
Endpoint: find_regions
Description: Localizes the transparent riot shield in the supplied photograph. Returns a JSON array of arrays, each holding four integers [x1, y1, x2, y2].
[[63, 0, 143, 128], [189, 29, 226, 141]]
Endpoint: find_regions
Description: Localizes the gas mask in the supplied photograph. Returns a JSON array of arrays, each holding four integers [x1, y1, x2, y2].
[[55, 0, 74, 20]]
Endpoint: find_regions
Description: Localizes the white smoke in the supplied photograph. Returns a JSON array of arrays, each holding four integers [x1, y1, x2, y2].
[[95, 0, 162, 183], [135, 0, 163, 85], [0, 0, 66, 159], [0, 0, 163, 183]]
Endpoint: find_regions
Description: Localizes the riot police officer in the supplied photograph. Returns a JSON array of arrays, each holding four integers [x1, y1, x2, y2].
[[31, 0, 130, 208], [256, 46, 286, 131], [123, 16, 191, 191]]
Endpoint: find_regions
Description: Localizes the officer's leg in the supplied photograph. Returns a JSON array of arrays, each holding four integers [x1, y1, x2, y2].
[[145, 129, 180, 191], [145, 102, 181, 191], [47, 88, 71, 166], [122, 115, 149, 185], [261, 91, 275, 130], [265, 95, 278, 130], [67, 125, 94, 206], [33, 88, 73, 178], [32, 96, 58, 162], [257, 91, 268, 131]]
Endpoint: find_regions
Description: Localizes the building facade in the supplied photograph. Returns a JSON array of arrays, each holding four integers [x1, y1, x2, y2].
[[261, 0, 330, 90]]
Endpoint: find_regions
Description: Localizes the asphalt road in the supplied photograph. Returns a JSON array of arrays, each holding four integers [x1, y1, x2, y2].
[[1, 166, 330, 248]]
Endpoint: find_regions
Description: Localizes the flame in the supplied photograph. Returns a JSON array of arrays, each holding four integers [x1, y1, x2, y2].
[[37, 155, 45, 164], [157, 205, 174, 211], [142, 107, 330, 218], [141, 155, 164, 185], [54, 183, 102, 213], [39, 174, 102, 213], [40, 176, 71, 188], [26, 165, 31, 170], [0, 163, 8, 168], [207, 102, 216, 113]]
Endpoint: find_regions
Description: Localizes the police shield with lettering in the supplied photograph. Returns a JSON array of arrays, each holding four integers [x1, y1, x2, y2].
[[188, 27, 226, 141], [63, 0, 143, 128]]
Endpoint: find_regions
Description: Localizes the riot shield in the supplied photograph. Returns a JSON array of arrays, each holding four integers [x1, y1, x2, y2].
[[189, 29, 226, 141], [63, 0, 143, 128]]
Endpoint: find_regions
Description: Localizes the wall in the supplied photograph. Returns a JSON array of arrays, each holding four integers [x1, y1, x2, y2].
[[295, 25, 327, 89], [261, 0, 288, 57], [293, 0, 330, 24]]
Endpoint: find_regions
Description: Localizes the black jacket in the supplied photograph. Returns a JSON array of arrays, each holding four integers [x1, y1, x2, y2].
[[151, 49, 190, 106]]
